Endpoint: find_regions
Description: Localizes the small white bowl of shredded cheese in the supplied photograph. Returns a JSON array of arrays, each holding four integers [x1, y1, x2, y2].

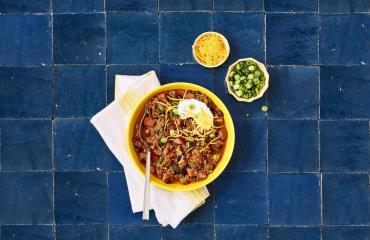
[[192, 32, 230, 68]]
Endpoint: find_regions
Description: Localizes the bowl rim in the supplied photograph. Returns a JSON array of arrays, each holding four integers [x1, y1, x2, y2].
[[126, 82, 235, 191], [192, 31, 230, 68], [225, 58, 270, 102]]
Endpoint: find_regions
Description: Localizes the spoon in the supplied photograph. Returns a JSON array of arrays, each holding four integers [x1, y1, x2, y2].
[[139, 104, 151, 220]]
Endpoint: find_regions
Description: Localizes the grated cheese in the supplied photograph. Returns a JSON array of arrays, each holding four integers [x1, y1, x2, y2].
[[193, 33, 228, 67]]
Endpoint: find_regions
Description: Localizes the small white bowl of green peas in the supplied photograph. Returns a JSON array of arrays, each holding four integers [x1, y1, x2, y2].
[[225, 58, 269, 102]]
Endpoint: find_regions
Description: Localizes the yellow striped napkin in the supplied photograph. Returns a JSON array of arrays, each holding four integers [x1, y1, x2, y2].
[[91, 71, 209, 228]]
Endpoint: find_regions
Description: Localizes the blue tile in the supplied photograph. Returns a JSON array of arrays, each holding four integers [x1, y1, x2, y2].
[[320, 66, 370, 119], [159, 0, 212, 11], [108, 172, 158, 224], [163, 224, 214, 240], [215, 172, 267, 224], [53, 0, 104, 13], [56, 224, 108, 240], [269, 174, 320, 225], [159, 64, 213, 90], [107, 65, 159, 104], [320, 15, 370, 65], [107, 12, 158, 64], [214, 67, 266, 119], [0, 172, 53, 224], [1, 225, 54, 240], [0, 120, 52, 171], [0, 15, 51, 65], [54, 119, 114, 171], [265, 0, 317, 12], [0, 0, 50, 13], [216, 226, 267, 240], [320, 0, 370, 13], [55, 65, 106, 117], [214, 0, 263, 11], [227, 118, 266, 171], [53, 14, 105, 64], [160, 12, 211, 63], [269, 227, 321, 240], [106, 0, 157, 11], [323, 226, 370, 240], [110, 225, 161, 240], [184, 184, 214, 223], [322, 174, 370, 224], [214, 12, 265, 64], [267, 66, 319, 119], [55, 172, 108, 224], [268, 120, 319, 172], [0, 67, 52, 118], [321, 121, 369, 172], [266, 14, 318, 65]]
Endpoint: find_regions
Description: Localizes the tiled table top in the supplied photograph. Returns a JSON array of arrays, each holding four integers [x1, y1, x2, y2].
[[0, 0, 369, 239]]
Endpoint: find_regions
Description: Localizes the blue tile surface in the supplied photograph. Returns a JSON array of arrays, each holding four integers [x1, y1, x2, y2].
[[215, 172, 267, 224], [159, 64, 213, 90], [0, 0, 50, 13], [214, 12, 265, 64], [322, 174, 370, 225], [106, 0, 157, 11], [110, 225, 161, 240], [0, 15, 51, 65], [53, 0, 104, 13], [267, 66, 319, 119], [216, 225, 267, 240], [54, 119, 114, 171], [266, 14, 318, 65], [269, 227, 321, 240], [0, 172, 53, 224], [214, 67, 266, 119], [108, 172, 158, 224], [163, 224, 214, 240], [268, 120, 319, 172], [56, 224, 108, 240], [320, 66, 370, 119], [54, 172, 108, 224], [1, 225, 54, 240], [265, 0, 317, 12], [0, 120, 52, 170], [323, 226, 370, 240], [55, 65, 106, 117], [0, 67, 52, 118], [214, 0, 264, 11], [159, 0, 213, 11], [107, 64, 160, 104], [269, 174, 320, 225], [160, 12, 212, 63], [53, 14, 105, 64], [320, 15, 370, 65], [228, 118, 266, 171], [320, 0, 370, 13], [0, 1, 369, 238], [320, 121, 369, 172], [107, 12, 158, 64]]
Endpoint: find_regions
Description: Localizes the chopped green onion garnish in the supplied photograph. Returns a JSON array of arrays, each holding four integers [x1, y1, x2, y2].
[[261, 105, 268, 112]]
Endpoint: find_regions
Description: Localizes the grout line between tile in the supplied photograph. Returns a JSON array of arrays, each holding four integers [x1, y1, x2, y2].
[[0, 129, 2, 171]]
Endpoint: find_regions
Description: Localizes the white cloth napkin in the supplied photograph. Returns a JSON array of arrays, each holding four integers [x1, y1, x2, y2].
[[90, 71, 209, 228]]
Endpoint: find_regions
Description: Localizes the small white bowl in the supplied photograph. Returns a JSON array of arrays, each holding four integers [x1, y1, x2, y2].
[[192, 31, 230, 68], [225, 58, 269, 102]]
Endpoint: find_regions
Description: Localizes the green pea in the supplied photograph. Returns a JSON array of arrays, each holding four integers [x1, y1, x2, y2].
[[160, 137, 167, 144]]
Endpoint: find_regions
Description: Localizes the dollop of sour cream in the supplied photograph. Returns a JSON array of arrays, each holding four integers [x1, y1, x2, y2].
[[177, 99, 213, 131]]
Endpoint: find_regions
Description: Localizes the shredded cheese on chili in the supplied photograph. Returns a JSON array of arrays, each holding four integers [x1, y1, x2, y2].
[[193, 33, 228, 66]]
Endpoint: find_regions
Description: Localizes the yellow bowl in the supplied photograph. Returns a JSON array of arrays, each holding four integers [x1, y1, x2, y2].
[[126, 82, 235, 191]]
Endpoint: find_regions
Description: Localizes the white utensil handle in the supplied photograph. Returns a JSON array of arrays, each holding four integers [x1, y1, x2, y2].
[[142, 151, 151, 220]]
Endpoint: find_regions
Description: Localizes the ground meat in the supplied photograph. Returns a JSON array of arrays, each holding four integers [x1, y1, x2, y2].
[[133, 89, 227, 185]]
